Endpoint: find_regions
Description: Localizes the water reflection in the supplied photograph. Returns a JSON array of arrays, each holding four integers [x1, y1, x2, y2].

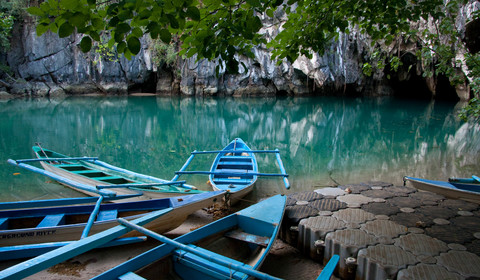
[[0, 96, 479, 201]]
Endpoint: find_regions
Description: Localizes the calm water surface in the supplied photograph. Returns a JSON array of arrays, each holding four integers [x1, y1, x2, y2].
[[1, 96, 479, 202]]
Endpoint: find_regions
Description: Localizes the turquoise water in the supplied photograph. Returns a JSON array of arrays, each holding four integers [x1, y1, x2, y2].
[[1, 96, 479, 202]]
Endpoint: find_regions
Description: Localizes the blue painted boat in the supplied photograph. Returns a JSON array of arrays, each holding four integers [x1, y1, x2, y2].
[[404, 176, 480, 204], [92, 194, 287, 280], [0, 191, 224, 260], [9, 146, 205, 202], [174, 138, 290, 204], [209, 138, 259, 204]]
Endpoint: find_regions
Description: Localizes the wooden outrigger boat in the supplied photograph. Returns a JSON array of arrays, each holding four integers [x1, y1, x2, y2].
[[0, 194, 340, 280], [174, 138, 290, 204], [8, 145, 205, 202], [0, 191, 224, 260], [404, 176, 480, 204]]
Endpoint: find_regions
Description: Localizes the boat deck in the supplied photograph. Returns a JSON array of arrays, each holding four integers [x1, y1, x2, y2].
[[283, 182, 480, 280]]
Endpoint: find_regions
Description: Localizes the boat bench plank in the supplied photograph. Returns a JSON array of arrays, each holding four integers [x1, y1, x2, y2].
[[119, 272, 146, 280], [97, 210, 118, 221], [212, 179, 251, 185], [219, 156, 252, 162], [96, 176, 125, 182], [173, 245, 248, 280], [212, 169, 255, 176], [37, 214, 65, 228], [0, 218, 8, 230], [224, 229, 270, 247]]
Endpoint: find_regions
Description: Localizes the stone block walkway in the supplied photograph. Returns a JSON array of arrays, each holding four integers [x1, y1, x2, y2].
[[282, 182, 480, 280]]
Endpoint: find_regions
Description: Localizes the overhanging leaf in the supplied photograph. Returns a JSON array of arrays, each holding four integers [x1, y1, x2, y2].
[[79, 36, 92, 52], [186, 6, 200, 21], [127, 36, 141, 54], [58, 22, 74, 38], [159, 29, 171, 43]]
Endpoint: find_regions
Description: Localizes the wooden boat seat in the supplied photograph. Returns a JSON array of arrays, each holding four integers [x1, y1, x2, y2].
[[217, 162, 254, 170], [37, 214, 65, 228], [224, 229, 269, 247], [219, 156, 252, 162], [0, 218, 8, 230], [173, 244, 248, 280], [96, 210, 118, 221], [57, 164, 88, 171], [213, 169, 255, 177], [212, 179, 251, 185]]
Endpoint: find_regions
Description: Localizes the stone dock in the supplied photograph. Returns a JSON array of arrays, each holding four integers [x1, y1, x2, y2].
[[281, 182, 480, 280]]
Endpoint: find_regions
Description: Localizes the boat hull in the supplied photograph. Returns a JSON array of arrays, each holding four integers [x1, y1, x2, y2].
[[33, 147, 203, 202], [94, 194, 286, 280], [0, 191, 224, 247], [404, 176, 480, 204], [209, 138, 258, 205]]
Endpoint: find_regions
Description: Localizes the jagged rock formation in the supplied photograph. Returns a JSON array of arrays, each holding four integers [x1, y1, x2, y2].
[[1, 2, 478, 98]]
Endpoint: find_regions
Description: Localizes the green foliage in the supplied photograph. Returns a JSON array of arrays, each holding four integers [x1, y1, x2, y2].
[[0, 12, 14, 50], [151, 39, 177, 69], [459, 97, 480, 121]]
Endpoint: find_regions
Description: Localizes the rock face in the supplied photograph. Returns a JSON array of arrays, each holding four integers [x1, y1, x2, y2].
[[1, 2, 478, 98]]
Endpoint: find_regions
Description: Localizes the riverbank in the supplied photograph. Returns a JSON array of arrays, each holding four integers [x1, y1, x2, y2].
[[1, 181, 480, 279]]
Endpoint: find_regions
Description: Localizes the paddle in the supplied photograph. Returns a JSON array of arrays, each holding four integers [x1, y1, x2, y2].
[[117, 218, 283, 280]]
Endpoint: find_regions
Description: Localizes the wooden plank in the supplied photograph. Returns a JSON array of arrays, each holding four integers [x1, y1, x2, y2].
[[97, 210, 118, 221], [0, 208, 173, 280], [224, 229, 269, 247], [37, 214, 65, 228]]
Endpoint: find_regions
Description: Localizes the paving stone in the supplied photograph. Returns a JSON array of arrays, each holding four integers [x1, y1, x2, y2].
[[475, 232, 480, 239], [394, 233, 449, 257], [450, 216, 480, 237], [397, 264, 464, 280], [425, 224, 476, 244], [465, 239, 480, 255], [407, 228, 424, 234], [308, 198, 347, 212], [409, 191, 445, 203], [436, 250, 480, 278], [364, 181, 394, 188], [298, 216, 347, 259], [318, 211, 333, 216], [391, 212, 433, 228], [361, 202, 400, 216], [383, 185, 417, 196], [387, 196, 424, 208], [296, 200, 309, 206], [415, 205, 457, 220], [285, 205, 319, 224], [458, 210, 474, 216], [324, 229, 378, 279], [433, 218, 450, 225], [338, 183, 371, 194], [439, 199, 479, 211], [400, 208, 415, 213], [448, 243, 466, 251], [336, 194, 375, 207], [361, 220, 408, 239], [332, 208, 376, 226], [357, 244, 417, 280], [313, 187, 346, 197], [286, 196, 297, 206], [288, 191, 324, 202], [362, 189, 397, 199]]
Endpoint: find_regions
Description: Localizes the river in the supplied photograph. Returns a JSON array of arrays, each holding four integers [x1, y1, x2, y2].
[[1, 96, 479, 202]]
